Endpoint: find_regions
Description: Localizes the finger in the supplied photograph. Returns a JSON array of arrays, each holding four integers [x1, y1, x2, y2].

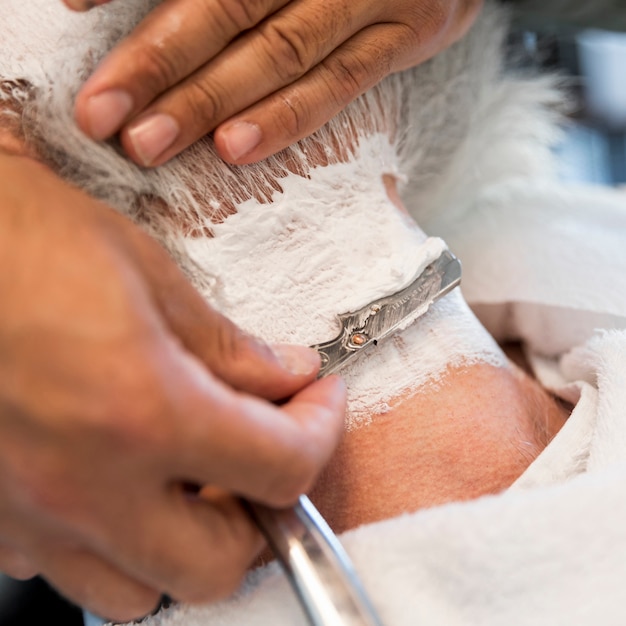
[[150, 491, 264, 604], [92, 485, 263, 606], [117, 0, 377, 166], [215, 22, 422, 164], [0, 542, 38, 580], [112, 220, 321, 399], [167, 367, 346, 506], [75, 0, 289, 141], [29, 545, 162, 624]]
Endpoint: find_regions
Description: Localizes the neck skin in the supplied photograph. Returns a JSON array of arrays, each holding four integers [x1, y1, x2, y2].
[[0, 124, 568, 538], [312, 359, 567, 533]]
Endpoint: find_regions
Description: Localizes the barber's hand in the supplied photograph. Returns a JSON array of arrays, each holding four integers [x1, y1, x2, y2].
[[65, 0, 482, 166], [0, 153, 346, 622]]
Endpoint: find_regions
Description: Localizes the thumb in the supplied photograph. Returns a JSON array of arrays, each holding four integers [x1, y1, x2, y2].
[[122, 224, 322, 400]]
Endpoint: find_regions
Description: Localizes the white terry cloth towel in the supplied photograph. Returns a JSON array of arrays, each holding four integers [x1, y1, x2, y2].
[[111, 13, 626, 626]]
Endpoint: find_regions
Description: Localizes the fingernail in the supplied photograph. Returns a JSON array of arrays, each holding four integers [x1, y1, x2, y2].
[[272, 345, 321, 377], [84, 90, 133, 140], [222, 122, 262, 161], [127, 113, 180, 166]]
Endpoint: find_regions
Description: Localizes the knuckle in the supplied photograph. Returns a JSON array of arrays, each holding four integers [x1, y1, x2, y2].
[[406, 0, 449, 43], [0, 544, 36, 580], [212, 0, 261, 32], [0, 558, 37, 581], [208, 545, 254, 599], [322, 53, 370, 107], [136, 44, 189, 94], [274, 92, 310, 139], [212, 321, 259, 373], [260, 21, 311, 83], [425, 0, 450, 33], [11, 435, 109, 522], [184, 79, 227, 129]]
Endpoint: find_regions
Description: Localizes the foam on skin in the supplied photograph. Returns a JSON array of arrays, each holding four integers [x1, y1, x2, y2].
[[179, 134, 507, 429]]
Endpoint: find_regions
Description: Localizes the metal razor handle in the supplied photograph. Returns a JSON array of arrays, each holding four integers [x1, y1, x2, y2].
[[245, 496, 383, 626]]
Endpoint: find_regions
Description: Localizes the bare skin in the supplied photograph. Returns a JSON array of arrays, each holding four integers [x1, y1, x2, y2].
[[63, 0, 483, 166], [0, 130, 346, 622], [310, 362, 567, 534]]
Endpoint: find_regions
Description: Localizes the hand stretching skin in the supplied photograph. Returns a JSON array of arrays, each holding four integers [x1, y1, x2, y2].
[[0, 151, 346, 622], [65, 0, 483, 166]]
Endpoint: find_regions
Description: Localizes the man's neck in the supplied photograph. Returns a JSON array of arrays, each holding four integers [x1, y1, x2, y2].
[[310, 360, 568, 534]]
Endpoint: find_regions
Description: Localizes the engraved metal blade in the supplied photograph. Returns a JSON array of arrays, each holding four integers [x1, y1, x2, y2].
[[311, 249, 462, 377]]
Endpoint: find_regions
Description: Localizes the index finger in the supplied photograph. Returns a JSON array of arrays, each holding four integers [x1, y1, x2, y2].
[[74, 0, 289, 140]]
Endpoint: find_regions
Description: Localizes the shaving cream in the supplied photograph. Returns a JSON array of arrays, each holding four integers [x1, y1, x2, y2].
[[179, 134, 506, 429]]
